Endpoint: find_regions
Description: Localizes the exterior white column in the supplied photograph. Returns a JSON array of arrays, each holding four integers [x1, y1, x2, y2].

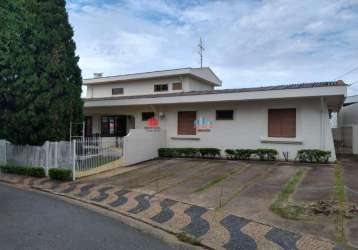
[[353, 125, 358, 155]]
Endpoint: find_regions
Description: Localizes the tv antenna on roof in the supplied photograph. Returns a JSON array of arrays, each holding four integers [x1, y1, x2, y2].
[[198, 37, 205, 68]]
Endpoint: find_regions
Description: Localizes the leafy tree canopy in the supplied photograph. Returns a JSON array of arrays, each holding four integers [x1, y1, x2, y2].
[[0, 0, 83, 145]]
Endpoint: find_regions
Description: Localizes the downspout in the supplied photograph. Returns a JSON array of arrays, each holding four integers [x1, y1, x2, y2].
[[320, 97, 325, 149]]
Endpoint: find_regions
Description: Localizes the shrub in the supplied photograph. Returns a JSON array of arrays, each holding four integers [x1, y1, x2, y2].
[[179, 148, 198, 157], [0, 165, 45, 178], [158, 148, 198, 158], [255, 148, 278, 161], [28, 167, 46, 177], [199, 148, 221, 158], [296, 149, 331, 163], [235, 149, 255, 160], [158, 148, 175, 157], [159, 148, 220, 158], [225, 149, 255, 160], [225, 149, 236, 159], [49, 168, 72, 181]]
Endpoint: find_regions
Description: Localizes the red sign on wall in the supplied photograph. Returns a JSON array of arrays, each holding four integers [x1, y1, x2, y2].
[[146, 117, 159, 127]]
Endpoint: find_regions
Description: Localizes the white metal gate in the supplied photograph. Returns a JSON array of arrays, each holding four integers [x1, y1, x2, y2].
[[332, 127, 353, 154], [73, 137, 123, 179]]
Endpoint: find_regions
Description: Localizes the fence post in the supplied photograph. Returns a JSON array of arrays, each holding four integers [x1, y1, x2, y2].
[[72, 140, 76, 181], [4, 140, 7, 165], [45, 141, 50, 177], [54, 141, 58, 168]]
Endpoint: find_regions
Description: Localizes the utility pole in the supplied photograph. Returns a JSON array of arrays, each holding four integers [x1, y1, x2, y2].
[[198, 37, 205, 68]]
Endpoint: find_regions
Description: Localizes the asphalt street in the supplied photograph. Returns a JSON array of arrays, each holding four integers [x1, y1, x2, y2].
[[0, 183, 174, 250]]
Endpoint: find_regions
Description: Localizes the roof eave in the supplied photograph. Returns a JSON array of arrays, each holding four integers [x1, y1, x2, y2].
[[83, 85, 347, 109]]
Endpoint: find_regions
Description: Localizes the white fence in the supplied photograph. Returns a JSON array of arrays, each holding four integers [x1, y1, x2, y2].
[[0, 140, 6, 165], [74, 137, 123, 177], [1, 130, 165, 179], [0, 137, 124, 179], [123, 129, 166, 166], [0, 140, 73, 175]]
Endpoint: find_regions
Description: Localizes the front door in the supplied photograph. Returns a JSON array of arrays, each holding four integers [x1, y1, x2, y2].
[[84, 116, 92, 137], [117, 115, 127, 137]]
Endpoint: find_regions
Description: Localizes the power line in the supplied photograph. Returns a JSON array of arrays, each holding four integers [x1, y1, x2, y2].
[[334, 67, 358, 80]]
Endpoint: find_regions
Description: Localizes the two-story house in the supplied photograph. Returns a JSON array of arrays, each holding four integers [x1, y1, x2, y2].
[[83, 67, 347, 161]]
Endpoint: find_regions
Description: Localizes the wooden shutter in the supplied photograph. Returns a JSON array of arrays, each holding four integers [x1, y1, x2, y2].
[[178, 111, 196, 135], [172, 82, 182, 90], [268, 109, 296, 138]]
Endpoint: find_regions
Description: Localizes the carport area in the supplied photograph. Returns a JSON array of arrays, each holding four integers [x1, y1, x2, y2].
[[91, 157, 358, 247]]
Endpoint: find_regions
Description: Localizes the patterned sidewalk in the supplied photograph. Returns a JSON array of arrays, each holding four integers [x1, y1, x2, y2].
[[0, 174, 342, 250]]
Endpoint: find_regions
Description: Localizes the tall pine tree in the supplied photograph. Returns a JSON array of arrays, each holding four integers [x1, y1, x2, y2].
[[0, 0, 83, 145]]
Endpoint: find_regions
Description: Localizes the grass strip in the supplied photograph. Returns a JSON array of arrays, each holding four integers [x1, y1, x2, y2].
[[333, 163, 346, 243], [176, 232, 201, 246], [270, 168, 305, 220], [194, 165, 247, 193], [218, 166, 275, 209]]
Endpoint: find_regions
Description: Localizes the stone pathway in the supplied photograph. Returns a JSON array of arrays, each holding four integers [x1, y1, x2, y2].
[[0, 174, 341, 250]]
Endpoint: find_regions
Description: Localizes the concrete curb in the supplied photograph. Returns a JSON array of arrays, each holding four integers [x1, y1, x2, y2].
[[0, 175, 343, 250]]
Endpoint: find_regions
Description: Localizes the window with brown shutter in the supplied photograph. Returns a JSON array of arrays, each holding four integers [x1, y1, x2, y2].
[[178, 111, 196, 135], [268, 109, 296, 138], [172, 82, 182, 90]]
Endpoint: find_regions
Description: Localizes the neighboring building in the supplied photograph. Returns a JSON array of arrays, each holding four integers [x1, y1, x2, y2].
[[336, 95, 358, 155], [338, 95, 358, 127], [83, 67, 347, 161]]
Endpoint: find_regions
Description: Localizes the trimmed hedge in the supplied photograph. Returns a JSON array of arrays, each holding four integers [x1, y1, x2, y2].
[[225, 148, 278, 161], [296, 149, 331, 163], [49, 168, 72, 181], [256, 148, 278, 161], [198, 148, 221, 158], [158, 148, 220, 158], [225, 149, 256, 160], [0, 165, 45, 178]]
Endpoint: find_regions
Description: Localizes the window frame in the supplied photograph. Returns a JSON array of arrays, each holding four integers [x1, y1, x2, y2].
[[101, 115, 127, 137], [216, 110, 234, 120], [172, 82, 183, 90], [268, 108, 296, 138], [154, 84, 168, 92], [112, 87, 124, 95], [142, 112, 155, 121]]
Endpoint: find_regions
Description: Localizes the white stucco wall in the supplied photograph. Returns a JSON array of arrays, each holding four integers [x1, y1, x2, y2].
[[338, 103, 358, 127], [85, 97, 337, 162], [86, 76, 214, 98], [353, 125, 358, 155], [122, 129, 166, 166], [187, 77, 214, 91]]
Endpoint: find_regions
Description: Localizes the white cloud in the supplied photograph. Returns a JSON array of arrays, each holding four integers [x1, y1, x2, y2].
[[67, 0, 358, 96]]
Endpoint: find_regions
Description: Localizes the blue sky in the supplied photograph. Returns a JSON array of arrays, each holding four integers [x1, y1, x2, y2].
[[66, 0, 358, 96]]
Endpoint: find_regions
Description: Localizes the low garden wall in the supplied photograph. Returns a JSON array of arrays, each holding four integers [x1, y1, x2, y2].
[[122, 129, 166, 166]]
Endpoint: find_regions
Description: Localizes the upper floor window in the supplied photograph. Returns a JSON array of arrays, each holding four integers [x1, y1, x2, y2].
[[154, 84, 168, 92], [216, 110, 234, 120], [268, 109, 296, 138], [172, 82, 182, 90], [112, 88, 124, 95]]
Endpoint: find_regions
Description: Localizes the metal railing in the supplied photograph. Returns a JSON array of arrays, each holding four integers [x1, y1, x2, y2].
[[73, 137, 123, 178]]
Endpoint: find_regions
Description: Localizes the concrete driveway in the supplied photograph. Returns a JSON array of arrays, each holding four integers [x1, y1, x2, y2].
[[91, 158, 354, 246], [1, 158, 348, 250]]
